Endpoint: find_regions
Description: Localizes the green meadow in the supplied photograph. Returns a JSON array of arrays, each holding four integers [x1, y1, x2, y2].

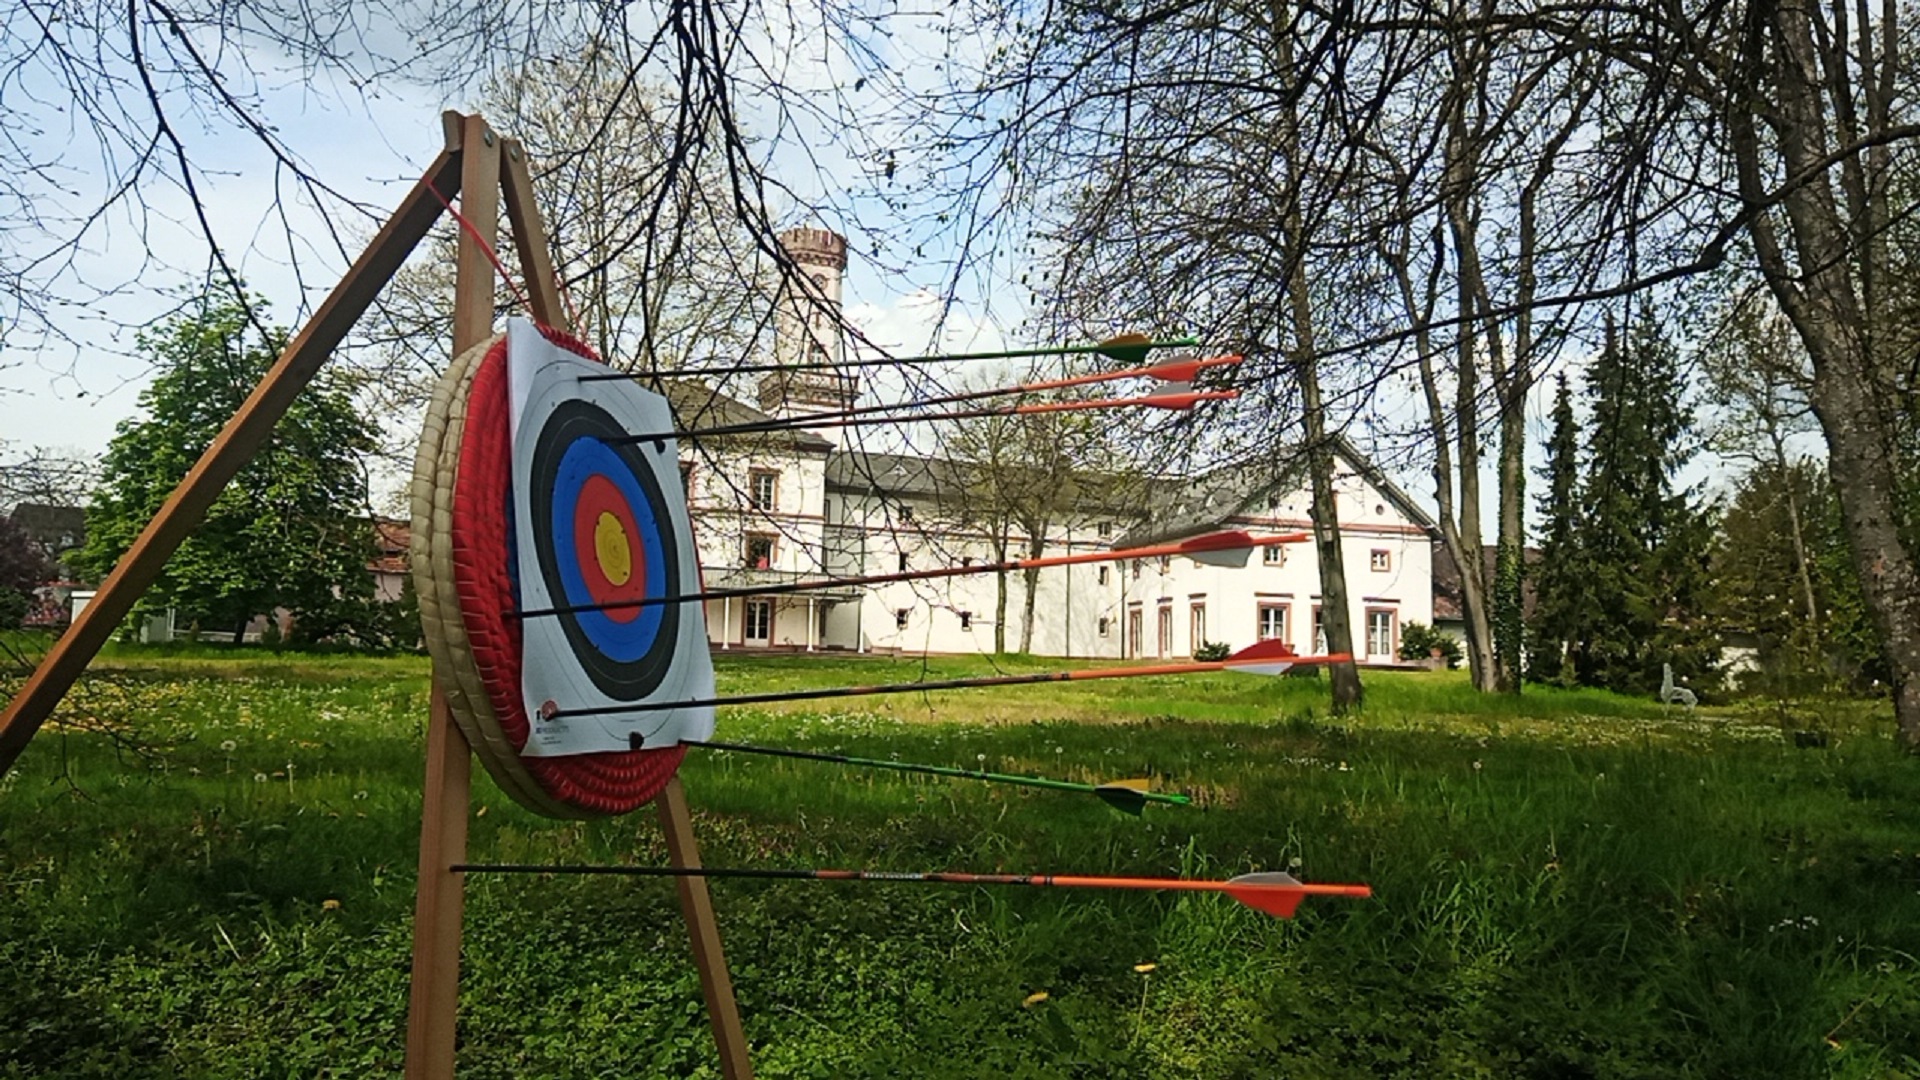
[[3, 645, 1918, 1078]]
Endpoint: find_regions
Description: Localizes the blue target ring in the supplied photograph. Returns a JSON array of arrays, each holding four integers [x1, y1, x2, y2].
[[529, 399, 683, 700], [549, 437, 669, 662]]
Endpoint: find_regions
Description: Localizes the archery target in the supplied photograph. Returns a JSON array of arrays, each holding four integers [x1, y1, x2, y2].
[[411, 317, 711, 819], [528, 401, 679, 693], [506, 318, 716, 758]]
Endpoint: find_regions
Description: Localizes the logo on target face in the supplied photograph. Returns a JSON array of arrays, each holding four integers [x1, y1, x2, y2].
[[528, 399, 683, 701]]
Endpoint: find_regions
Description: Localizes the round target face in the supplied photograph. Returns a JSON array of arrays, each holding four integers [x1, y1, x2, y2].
[[528, 399, 682, 701]]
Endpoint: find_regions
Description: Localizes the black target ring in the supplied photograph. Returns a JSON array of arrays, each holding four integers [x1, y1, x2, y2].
[[528, 399, 684, 701]]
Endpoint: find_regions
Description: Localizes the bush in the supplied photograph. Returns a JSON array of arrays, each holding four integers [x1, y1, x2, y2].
[[1193, 640, 1231, 661], [0, 588, 26, 630], [1398, 621, 1462, 669]]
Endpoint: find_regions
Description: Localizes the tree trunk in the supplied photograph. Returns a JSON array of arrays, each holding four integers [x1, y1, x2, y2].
[[1273, 0, 1358, 710], [992, 529, 1010, 654], [1018, 529, 1045, 654], [1730, 0, 1920, 746]]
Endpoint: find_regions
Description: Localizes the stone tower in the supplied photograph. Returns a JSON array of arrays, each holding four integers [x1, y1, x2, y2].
[[760, 227, 859, 427]]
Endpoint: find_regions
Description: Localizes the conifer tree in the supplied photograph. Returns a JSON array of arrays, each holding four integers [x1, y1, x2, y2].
[[1571, 308, 1717, 694], [1528, 372, 1583, 684]]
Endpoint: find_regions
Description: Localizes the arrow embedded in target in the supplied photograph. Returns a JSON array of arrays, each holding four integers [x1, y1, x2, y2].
[[515, 528, 1309, 620], [450, 863, 1372, 919], [544, 640, 1351, 721], [607, 352, 1241, 439], [619, 385, 1240, 444], [682, 739, 1192, 814], [581, 332, 1201, 381]]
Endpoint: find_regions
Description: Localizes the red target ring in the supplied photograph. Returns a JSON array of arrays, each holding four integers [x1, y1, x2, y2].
[[570, 474, 648, 625], [449, 327, 685, 816]]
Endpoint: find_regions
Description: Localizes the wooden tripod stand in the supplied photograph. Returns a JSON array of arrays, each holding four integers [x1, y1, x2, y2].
[[0, 112, 753, 1080]]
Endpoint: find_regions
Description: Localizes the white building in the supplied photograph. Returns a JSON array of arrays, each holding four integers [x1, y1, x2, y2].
[[669, 227, 1437, 661]]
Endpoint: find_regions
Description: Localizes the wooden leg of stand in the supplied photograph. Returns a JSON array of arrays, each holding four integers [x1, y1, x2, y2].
[[405, 684, 473, 1079], [657, 777, 754, 1079]]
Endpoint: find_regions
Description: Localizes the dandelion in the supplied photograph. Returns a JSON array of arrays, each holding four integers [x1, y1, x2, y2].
[[253, 773, 268, 784], [1472, 760, 1483, 772], [1288, 855, 1303, 870], [220, 740, 237, 753], [1132, 963, 1157, 1044], [322, 899, 341, 911], [1022, 991, 1049, 1008], [977, 753, 987, 763], [353, 790, 369, 801]]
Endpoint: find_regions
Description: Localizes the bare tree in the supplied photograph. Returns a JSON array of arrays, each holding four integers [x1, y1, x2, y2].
[[942, 394, 1111, 653]]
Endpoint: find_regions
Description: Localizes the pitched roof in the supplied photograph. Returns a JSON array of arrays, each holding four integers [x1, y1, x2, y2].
[[1116, 436, 1435, 547], [1431, 544, 1542, 622], [650, 378, 835, 454], [370, 519, 410, 575], [825, 450, 971, 500], [7, 503, 86, 552]]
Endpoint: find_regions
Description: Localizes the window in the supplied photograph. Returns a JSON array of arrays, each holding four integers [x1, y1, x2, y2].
[[1157, 555, 1171, 573], [1098, 616, 1111, 637], [744, 600, 772, 642], [1127, 609, 1144, 657], [1367, 608, 1397, 658], [960, 556, 973, 568], [1131, 559, 1142, 580], [1189, 603, 1207, 653], [895, 608, 910, 630], [1258, 603, 1290, 643], [749, 469, 778, 511], [897, 551, 909, 572], [958, 611, 973, 630], [745, 534, 776, 569], [679, 461, 694, 497], [822, 499, 833, 523], [1370, 549, 1391, 572], [1263, 545, 1287, 566], [1097, 566, 1110, 586], [1096, 521, 1113, 538], [1157, 604, 1174, 658], [1312, 606, 1328, 654], [899, 503, 915, 522]]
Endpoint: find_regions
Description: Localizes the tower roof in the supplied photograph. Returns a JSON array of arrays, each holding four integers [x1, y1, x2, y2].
[[778, 226, 848, 271]]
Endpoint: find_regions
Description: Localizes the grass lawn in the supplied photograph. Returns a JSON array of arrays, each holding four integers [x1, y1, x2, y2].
[[3, 643, 1918, 1078]]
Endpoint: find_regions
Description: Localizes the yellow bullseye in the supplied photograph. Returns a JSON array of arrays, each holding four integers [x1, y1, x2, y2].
[[593, 511, 633, 586]]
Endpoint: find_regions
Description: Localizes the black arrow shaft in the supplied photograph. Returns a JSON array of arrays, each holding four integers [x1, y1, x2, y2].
[[549, 659, 1229, 721], [578, 337, 1199, 380], [685, 738, 1190, 807]]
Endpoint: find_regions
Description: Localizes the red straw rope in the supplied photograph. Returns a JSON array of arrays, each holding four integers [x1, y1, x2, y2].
[[426, 181, 534, 314]]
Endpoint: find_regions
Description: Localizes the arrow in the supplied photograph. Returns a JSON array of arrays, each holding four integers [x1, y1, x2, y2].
[[544, 640, 1352, 721], [613, 353, 1242, 438], [683, 739, 1190, 815], [449, 863, 1372, 919], [618, 386, 1239, 444], [582, 332, 1201, 381], [515, 529, 1310, 620]]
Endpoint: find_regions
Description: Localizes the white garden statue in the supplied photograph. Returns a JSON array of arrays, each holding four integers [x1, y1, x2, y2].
[[1660, 663, 1697, 712]]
